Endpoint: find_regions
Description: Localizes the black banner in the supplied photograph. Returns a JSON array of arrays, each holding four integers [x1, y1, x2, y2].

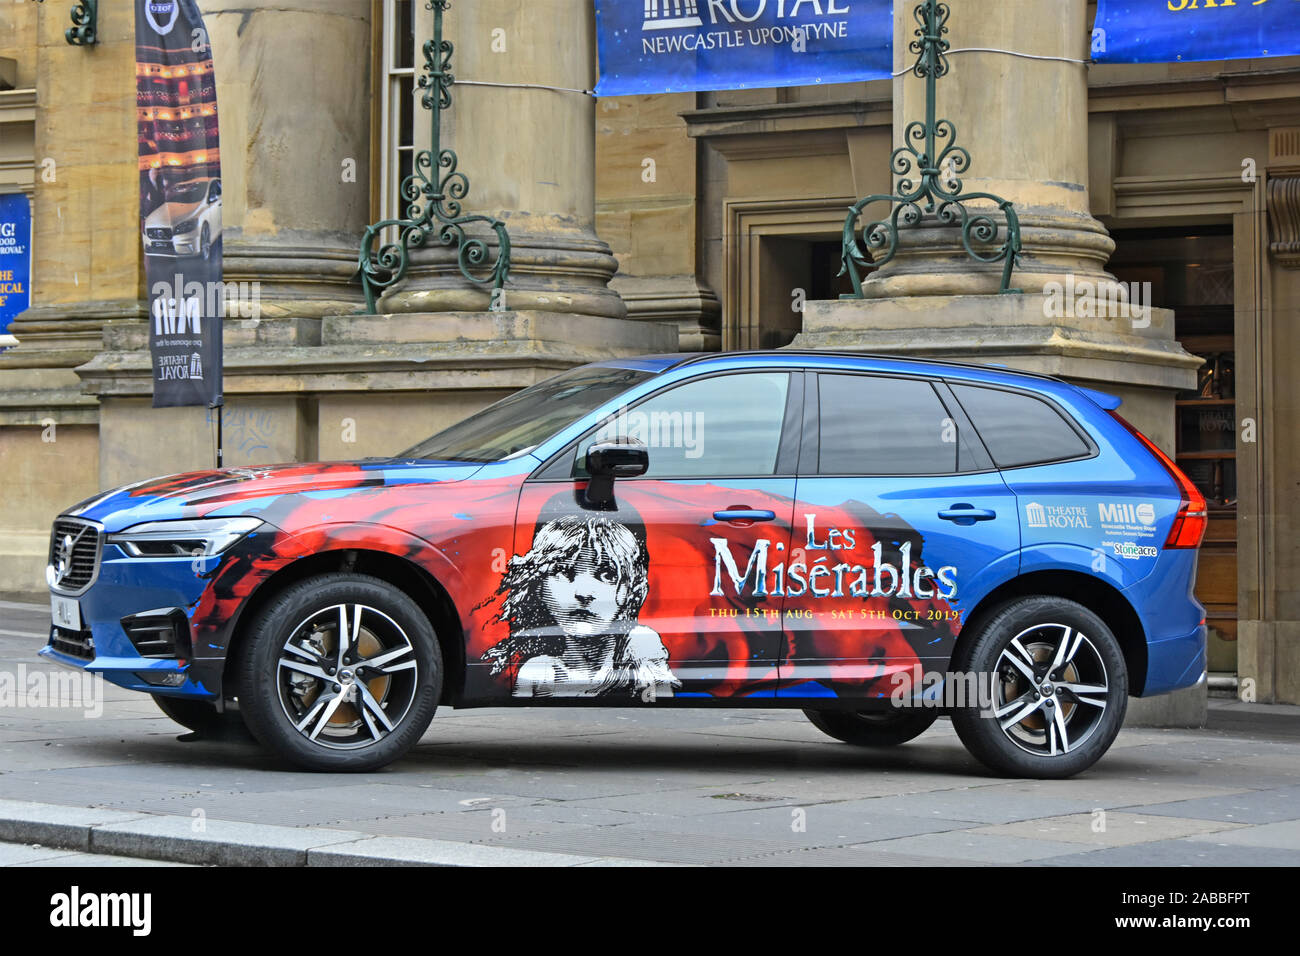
[[136, 0, 223, 408]]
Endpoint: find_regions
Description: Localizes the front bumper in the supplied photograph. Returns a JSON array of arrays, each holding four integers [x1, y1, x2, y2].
[[41, 542, 229, 699]]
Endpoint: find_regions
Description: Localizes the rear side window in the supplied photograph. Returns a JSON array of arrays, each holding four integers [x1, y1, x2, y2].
[[817, 374, 962, 475], [950, 383, 1091, 468]]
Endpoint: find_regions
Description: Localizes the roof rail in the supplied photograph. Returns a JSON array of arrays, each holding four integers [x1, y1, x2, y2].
[[667, 349, 1068, 383]]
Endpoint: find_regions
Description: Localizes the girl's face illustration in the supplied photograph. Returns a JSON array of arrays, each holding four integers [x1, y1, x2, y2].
[[541, 551, 622, 638]]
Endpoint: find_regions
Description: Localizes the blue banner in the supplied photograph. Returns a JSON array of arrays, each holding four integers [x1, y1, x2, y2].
[[0, 193, 32, 338], [595, 0, 893, 96], [1094, 0, 1300, 64]]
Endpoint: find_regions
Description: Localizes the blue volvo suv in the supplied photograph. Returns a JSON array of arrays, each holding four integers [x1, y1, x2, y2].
[[41, 351, 1207, 777]]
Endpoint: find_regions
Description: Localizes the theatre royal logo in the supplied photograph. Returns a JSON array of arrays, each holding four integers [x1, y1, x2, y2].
[[145, 0, 180, 36], [643, 0, 705, 30]]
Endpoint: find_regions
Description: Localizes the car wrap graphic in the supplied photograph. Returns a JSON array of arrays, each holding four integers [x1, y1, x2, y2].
[[59, 461, 961, 703]]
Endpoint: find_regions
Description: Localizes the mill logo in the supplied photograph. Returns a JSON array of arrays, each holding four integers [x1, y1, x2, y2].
[[1026, 502, 1047, 528], [1099, 502, 1156, 526], [643, 0, 704, 30]]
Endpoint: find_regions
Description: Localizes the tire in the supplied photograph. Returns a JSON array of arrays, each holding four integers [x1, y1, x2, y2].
[[950, 596, 1127, 779], [200, 223, 211, 260], [152, 694, 248, 738], [803, 708, 938, 747], [235, 573, 442, 772]]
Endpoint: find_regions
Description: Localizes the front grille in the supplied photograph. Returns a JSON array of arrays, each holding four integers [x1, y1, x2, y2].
[[146, 227, 172, 240], [48, 517, 102, 595], [49, 627, 95, 660]]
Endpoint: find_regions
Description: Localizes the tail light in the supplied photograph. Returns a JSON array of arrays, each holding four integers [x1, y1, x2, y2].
[[1109, 411, 1207, 549]]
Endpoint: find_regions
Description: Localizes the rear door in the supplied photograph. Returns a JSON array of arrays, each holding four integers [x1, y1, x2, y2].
[[780, 371, 1020, 701], [501, 369, 802, 701]]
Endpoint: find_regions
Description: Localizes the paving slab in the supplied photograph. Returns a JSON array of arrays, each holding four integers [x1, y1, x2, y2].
[[1038, 840, 1300, 867], [306, 835, 608, 867], [862, 830, 1090, 864], [971, 811, 1246, 847], [1185, 818, 1300, 850], [1127, 785, 1300, 825]]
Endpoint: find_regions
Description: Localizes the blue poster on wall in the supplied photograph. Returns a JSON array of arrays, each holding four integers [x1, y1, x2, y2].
[[595, 0, 893, 96], [1094, 0, 1300, 64], [0, 193, 32, 338]]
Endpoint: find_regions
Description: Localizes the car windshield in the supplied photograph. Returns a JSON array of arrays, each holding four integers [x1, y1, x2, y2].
[[165, 182, 208, 203], [398, 365, 656, 462]]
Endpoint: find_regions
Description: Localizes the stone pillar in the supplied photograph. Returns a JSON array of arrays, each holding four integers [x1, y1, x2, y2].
[[861, 0, 1116, 299], [0, 0, 132, 592], [202, 0, 373, 317], [380, 0, 625, 319], [1238, 169, 1300, 705], [796, 0, 1206, 726]]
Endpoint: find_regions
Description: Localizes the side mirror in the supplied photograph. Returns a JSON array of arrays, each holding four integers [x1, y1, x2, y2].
[[583, 439, 648, 509]]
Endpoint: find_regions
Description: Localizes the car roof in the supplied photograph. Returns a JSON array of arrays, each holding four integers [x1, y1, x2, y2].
[[600, 350, 1121, 409]]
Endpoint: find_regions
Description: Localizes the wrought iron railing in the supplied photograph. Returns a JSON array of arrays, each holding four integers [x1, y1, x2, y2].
[[357, 0, 511, 314], [841, 0, 1021, 297]]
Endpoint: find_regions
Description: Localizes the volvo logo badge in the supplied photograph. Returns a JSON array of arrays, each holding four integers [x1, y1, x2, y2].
[[49, 526, 87, 589]]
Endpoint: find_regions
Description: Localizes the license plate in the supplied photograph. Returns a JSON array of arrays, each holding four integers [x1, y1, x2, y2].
[[50, 593, 82, 631]]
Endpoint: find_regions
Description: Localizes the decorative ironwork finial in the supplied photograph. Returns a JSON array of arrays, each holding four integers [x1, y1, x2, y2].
[[65, 0, 96, 45], [357, 0, 511, 314], [840, 0, 1021, 297]]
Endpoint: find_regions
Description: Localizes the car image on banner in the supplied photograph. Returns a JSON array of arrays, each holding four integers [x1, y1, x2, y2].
[[142, 177, 222, 260], [39, 352, 1209, 779]]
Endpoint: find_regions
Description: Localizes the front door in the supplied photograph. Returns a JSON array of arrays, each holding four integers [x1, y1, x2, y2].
[[495, 369, 802, 701], [781, 371, 1021, 703]]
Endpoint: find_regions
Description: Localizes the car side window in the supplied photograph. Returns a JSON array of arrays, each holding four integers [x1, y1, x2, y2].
[[209, 181, 221, 201], [816, 373, 966, 476], [575, 371, 791, 479], [949, 383, 1091, 468]]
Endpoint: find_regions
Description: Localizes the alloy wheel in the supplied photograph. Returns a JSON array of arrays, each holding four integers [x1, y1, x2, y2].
[[992, 622, 1110, 758], [275, 603, 419, 750]]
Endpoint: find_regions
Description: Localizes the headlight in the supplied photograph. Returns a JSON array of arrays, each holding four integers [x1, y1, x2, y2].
[[172, 219, 198, 234], [108, 517, 263, 558]]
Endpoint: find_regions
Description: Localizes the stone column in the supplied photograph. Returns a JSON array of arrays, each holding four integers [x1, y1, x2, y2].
[[860, 0, 1116, 299], [0, 0, 132, 591], [379, 0, 625, 319], [796, 0, 1206, 726], [202, 0, 373, 317]]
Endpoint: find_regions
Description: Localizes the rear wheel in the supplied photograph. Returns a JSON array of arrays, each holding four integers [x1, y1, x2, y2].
[[804, 708, 938, 747], [236, 573, 441, 772], [950, 596, 1127, 779]]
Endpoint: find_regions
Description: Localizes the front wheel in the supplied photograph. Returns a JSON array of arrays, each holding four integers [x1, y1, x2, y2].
[[950, 596, 1127, 779], [235, 573, 442, 772], [804, 708, 938, 747]]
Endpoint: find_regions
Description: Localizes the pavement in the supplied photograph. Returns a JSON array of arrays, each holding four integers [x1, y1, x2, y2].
[[1, 595, 1298, 866]]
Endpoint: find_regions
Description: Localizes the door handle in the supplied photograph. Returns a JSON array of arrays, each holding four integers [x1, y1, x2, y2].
[[714, 509, 776, 523], [938, 505, 997, 525]]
